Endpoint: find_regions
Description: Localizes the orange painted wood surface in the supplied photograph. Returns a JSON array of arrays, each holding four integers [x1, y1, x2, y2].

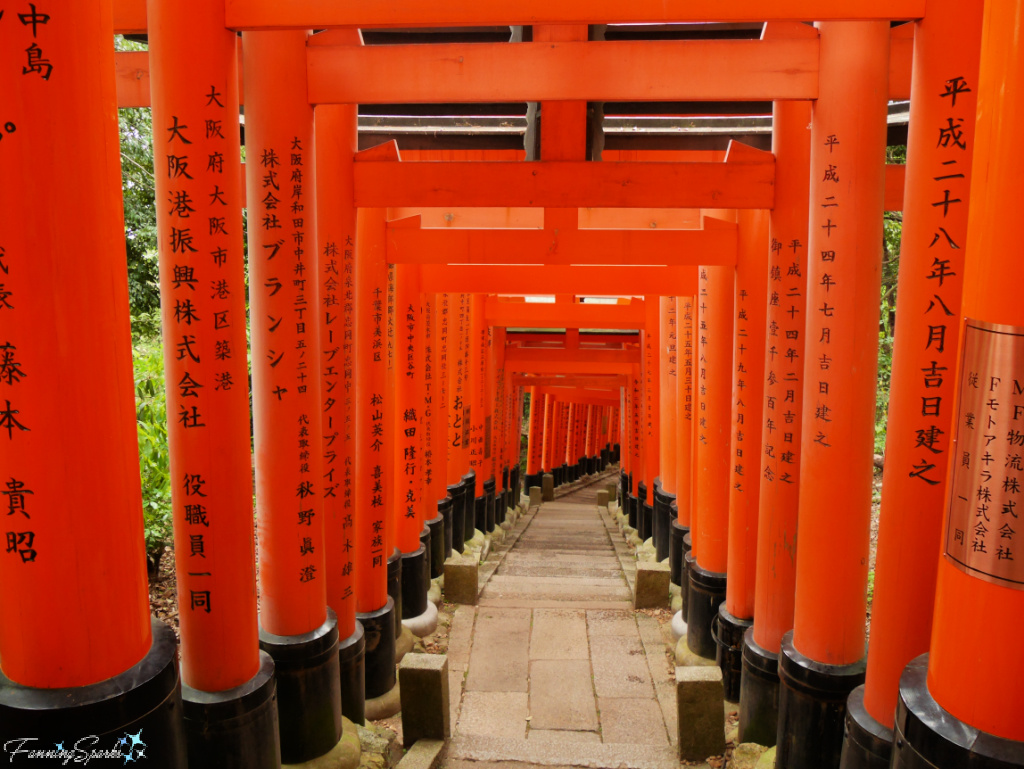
[[486, 301, 645, 330], [355, 159, 774, 210], [419, 266, 697, 296], [388, 221, 737, 267]]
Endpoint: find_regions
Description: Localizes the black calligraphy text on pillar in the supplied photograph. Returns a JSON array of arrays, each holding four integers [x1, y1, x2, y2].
[[762, 237, 805, 487]]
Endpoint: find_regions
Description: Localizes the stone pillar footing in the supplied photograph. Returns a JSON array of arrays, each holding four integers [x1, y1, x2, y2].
[[541, 473, 555, 501], [715, 604, 752, 704], [357, 597, 397, 701], [398, 653, 451, 748], [400, 546, 429, 620], [890, 653, 1024, 769], [839, 684, 893, 769], [0, 617, 188, 767], [738, 628, 779, 747], [686, 561, 726, 660], [402, 601, 439, 639], [387, 549, 403, 639], [669, 520, 689, 588], [181, 651, 279, 769], [338, 623, 366, 727], [776, 630, 866, 769], [259, 610, 342, 765]]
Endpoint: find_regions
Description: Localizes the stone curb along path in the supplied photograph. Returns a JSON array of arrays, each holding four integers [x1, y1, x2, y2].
[[442, 471, 687, 769]]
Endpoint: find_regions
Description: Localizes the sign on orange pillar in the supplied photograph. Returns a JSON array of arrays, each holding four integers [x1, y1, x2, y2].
[[314, 103, 358, 645], [542, 393, 556, 473], [0, 0, 155, 697], [148, 0, 261, 695], [720, 209, 770, 701], [394, 263, 424, 554], [779, 21, 890, 769], [660, 297, 679, 495], [677, 297, 696, 528], [244, 28, 326, 640], [690, 254, 735, 659], [909, 0, 1024, 752], [525, 386, 545, 489], [856, 0, 982, 751], [742, 97, 811, 747]]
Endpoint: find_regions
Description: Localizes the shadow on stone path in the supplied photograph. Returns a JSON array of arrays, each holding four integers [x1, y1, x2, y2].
[[443, 473, 680, 769]]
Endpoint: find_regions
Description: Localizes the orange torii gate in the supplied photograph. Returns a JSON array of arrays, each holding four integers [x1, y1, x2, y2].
[[8, 3, 1024, 769]]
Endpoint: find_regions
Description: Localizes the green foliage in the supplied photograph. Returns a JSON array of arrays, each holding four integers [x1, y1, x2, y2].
[[875, 146, 907, 455], [117, 36, 161, 316], [133, 335, 172, 556]]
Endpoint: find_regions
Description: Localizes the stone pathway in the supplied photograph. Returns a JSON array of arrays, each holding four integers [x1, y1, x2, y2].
[[443, 477, 680, 769]]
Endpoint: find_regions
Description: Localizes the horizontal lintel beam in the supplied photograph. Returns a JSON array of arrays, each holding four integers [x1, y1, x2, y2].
[[487, 299, 645, 330], [221, 0, 925, 29], [357, 160, 774, 209], [308, 39, 819, 103]]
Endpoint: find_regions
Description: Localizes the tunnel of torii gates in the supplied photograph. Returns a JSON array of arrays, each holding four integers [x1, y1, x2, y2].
[[4, 0, 1024, 768]]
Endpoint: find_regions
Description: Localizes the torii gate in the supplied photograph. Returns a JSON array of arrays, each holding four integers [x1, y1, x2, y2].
[[3, 3, 1021, 769]]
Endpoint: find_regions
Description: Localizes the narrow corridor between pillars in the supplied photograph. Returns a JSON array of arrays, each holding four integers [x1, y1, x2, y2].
[[443, 477, 683, 769]]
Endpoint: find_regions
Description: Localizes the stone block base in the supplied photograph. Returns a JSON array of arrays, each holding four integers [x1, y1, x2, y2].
[[676, 665, 727, 762], [443, 552, 479, 605], [528, 486, 543, 507], [596, 489, 610, 508], [633, 561, 670, 609], [398, 653, 451, 748], [541, 473, 555, 501]]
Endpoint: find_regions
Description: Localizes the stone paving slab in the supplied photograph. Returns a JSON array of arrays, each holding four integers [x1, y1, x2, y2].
[[448, 735, 679, 769], [590, 635, 655, 699], [457, 691, 529, 739], [526, 729, 602, 744], [477, 598, 634, 610], [529, 608, 589, 660], [464, 609, 531, 693], [586, 609, 639, 637], [598, 697, 670, 745], [529, 659, 599, 731], [500, 563, 622, 579], [481, 581, 632, 602]]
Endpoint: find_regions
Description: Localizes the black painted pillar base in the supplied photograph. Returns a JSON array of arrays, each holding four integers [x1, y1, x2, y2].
[[601, 446, 610, 469], [401, 545, 428, 620], [891, 653, 1024, 769], [427, 514, 445, 579], [715, 604, 752, 703], [447, 483, 465, 554], [776, 630, 865, 769], [636, 481, 649, 539], [462, 471, 477, 544], [0, 617, 187, 768], [640, 503, 654, 543], [338, 623, 365, 726], [259, 610, 342, 765], [669, 517, 688, 587], [682, 535, 694, 620], [839, 685, 892, 769], [473, 494, 487, 534], [182, 652, 280, 769], [738, 629, 779, 747], [619, 470, 629, 508], [357, 597, 397, 701], [578, 455, 587, 477], [628, 494, 639, 530], [613, 443, 620, 463], [386, 549, 403, 639], [484, 477, 496, 533], [653, 482, 675, 562], [524, 471, 543, 493], [686, 560, 726, 660]]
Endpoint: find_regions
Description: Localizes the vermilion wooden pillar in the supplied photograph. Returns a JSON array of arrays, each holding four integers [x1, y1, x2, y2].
[[656, 296, 678, 562], [0, 2, 186, 759], [467, 294, 486, 533], [890, 0, 1024, 763], [314, 98, 364, 726], [353, 205, 398, 705], [451, 294, 474, 544], [525, 386, 545, 494], [777, 22, 890, 769], [741, 93, 812, 746], [689, 257, 735, 660], [442, 293, 467, 552], [244, 29, 345, 763], [394, 263, 430, 626], [422, 292, 448, 578], [719, 208, 770, 702], [628, 363, 645, 530], [842, 4, 983, 768], [672, 296, 696, 624], [642, 297, 661, 546]]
